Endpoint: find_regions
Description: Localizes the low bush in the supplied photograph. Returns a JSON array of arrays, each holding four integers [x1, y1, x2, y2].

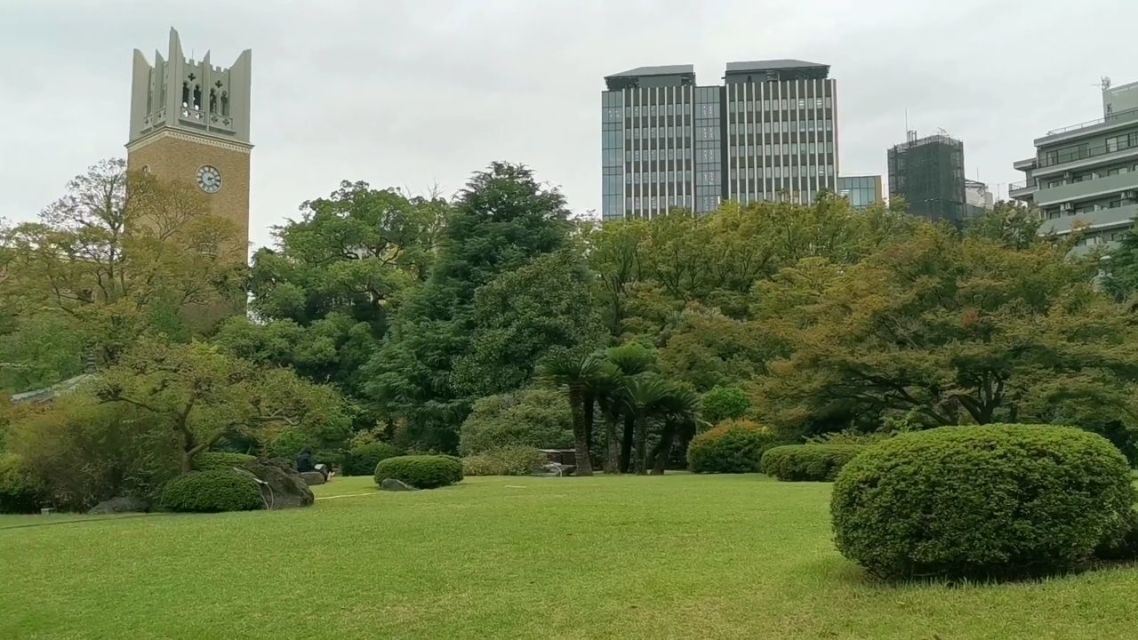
[[374, 455, 464, 489], [700, 386, 750, 424], [0, 453, 43, 514], [343, 442, 403, 476], [760, 444, 866, 481], [459, 388, 573, 455], [265, 428, 316, 460], [463, 447, 546, 476], [687, 419, 782, 473], [192, 451, 256, 472], [832, 424, 1137, 580], [159, 470, 265, 513], [6, 396, 181, 511]]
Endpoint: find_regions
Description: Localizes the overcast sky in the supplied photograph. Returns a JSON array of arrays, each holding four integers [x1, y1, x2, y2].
[[2, 0, 1135, 250]]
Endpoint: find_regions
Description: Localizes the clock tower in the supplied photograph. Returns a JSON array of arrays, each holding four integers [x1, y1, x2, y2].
[[126, 28, 252, 258]]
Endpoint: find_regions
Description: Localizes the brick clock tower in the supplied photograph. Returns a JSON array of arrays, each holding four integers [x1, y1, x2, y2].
[[126, 28, 252, 258]]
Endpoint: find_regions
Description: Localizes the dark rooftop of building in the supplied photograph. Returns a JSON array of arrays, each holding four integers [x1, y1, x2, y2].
[[725, 59, 827, 72], [724, 59, 830, 82], [604, 64, 696, 90], [606, 64, 695, 78]]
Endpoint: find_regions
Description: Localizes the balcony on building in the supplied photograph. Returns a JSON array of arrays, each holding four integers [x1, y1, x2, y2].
[[1008, 179, 1037, 200]]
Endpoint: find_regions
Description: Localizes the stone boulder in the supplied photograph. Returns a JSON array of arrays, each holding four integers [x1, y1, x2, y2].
[[299, 471, 326, 486], [380, 478, 418, 492], [239, 459, 314, 509], [88, 496, 149, 514]]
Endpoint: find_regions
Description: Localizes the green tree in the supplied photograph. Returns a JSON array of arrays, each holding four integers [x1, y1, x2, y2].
[[599, 342, 658, 473], [0, 159, 244, 367], [539, 353, 611, 476], [367, 163, 572, 450], [223, 182, 446, 422], [95, 339, 350, 472], [452, 249, 606, 398], [753, 224, 1138, 439]]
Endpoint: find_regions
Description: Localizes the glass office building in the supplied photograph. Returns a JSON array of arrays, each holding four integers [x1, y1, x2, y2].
[[837, 175, 883, 209], [602, 60, 839, 221]]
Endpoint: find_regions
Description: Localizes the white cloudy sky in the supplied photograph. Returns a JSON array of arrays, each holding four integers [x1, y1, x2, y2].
[[2, 0, 1136, 250]]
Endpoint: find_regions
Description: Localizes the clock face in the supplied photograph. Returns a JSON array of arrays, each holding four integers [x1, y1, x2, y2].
[[197, 165, 222, 193]]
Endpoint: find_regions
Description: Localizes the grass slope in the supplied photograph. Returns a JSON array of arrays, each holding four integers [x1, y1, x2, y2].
[[2, 475, 1136, 639]]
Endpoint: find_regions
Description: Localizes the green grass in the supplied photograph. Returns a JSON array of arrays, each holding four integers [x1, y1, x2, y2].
[[2, 474, 1136, 639]]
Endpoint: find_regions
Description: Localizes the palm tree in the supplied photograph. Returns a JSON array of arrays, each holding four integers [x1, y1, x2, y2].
[[539, 352, 608, 476], [603, 343, 657, 473], [622, 373, 672, 475], [650, 384, 700, 475], [593, 366, 628, 474]]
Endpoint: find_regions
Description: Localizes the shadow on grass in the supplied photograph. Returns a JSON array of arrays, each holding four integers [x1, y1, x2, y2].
[[821, 553, 1138, 589]]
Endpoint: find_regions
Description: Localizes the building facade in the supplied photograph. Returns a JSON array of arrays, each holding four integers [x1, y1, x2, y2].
[[1010, 80, 1138, 250], [602, 60, 838, 221], [126, 28, 252, 258], [887, 132, 966, 224], [837, 175, 883, 209]]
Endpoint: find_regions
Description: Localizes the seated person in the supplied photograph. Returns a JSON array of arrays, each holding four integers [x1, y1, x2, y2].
[[296, 448, 316, 473], [296, 448, 332, 481]]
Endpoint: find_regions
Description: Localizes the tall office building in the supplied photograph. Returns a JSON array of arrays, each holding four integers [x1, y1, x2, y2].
[[887, 132, 966, 224], [1010, 79, 1138, 250], [602, 60, 838, 221]]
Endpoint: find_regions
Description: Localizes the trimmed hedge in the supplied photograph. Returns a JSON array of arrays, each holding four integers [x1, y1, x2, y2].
[[760, 444, 866, 481], [688, 420, 782, 473], [192, 451, 256, 473], [159, 470, 265, 513], [463, 446, 546, 476], [343, 442, 402, 476], [832, 424, 1137, 580], [374, 455, 464, 489]]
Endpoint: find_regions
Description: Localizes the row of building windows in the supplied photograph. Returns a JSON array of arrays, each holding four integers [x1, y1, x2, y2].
[[728, 142, 836, 156], [728, 97, 833, 112]]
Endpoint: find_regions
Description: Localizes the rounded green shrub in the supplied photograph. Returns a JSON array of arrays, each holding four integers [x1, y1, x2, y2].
[[462, 446, 546, 476], [760, 444, 865, 481], [832, 424, 1137, 580], [192, 451, 256, 472], [159, 470, 264, 513], [343, 442, 402, 476], [374, 455, 464, 489], [687, 419, 782, 474], [0, 453, 43, 514], [459, 388, 573, 455]]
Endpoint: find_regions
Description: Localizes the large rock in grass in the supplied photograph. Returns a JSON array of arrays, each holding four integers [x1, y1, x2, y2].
[[240, 459, 314, 509], [89, 496, 149, 514], [299, 471, 326, 486]]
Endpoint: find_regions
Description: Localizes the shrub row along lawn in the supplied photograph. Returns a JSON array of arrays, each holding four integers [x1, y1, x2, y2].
[[2, 475, 1137, 639]]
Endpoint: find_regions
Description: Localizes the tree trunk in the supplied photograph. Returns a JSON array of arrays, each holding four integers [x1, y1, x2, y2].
[[620, 414, 635, 473], [583, 392, 595, 462], [603, 414, 621, 474], [569, 386, 593, 476], [635, 417, 648, 475], [650, 422, 675, 475]]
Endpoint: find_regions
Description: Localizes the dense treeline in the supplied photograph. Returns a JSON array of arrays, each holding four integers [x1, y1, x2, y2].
[[4, 158, 1138, 509]]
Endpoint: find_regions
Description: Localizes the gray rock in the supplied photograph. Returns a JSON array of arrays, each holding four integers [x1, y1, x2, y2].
[[239, 459, 314, 509], [380, 478, 418, 491], [299, 471, 326, 486], [88, 496, 149, 514]]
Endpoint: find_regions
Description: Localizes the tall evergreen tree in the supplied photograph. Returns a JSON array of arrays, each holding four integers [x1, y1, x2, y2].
[[367, 163, 572, 450]]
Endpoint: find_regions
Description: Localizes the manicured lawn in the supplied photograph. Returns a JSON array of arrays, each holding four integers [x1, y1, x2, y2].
[[2, 474, 1136, 639]]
